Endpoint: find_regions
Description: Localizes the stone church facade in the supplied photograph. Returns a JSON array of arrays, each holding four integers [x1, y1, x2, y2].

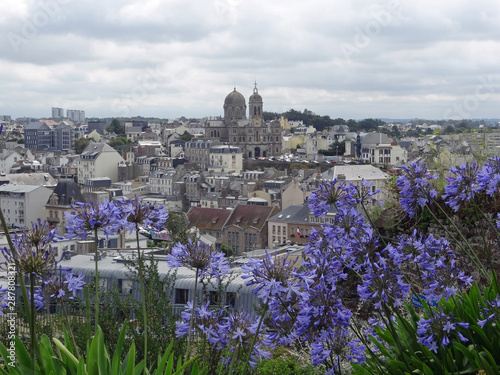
[[204, 84, 282, 159]]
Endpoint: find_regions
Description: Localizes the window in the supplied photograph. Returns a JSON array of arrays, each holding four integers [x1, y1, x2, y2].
[[175, 289, 189, 304], [209, 291, 219, 305], [226, 292, 236, 308]]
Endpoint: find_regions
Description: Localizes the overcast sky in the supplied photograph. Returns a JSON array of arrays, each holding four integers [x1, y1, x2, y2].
[[1, 0, 499, 121]]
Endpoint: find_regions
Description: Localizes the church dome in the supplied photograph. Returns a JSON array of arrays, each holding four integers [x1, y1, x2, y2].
[[224, 87, 247, 121], [224, 88, 246, 107]]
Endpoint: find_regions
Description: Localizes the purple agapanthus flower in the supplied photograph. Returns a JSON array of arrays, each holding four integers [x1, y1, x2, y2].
[[167, 239, 229, 281], [417, 311, 469, 352], [29, 289, 46, 311], [117, 195, 169, 233], [0, 219, 63, 277], [396, 161, 438, 218], [358, 248, 411, 309], [241, 250, 299, 303], [443, 162, 480, 212], [64, 273, 86, 299], [310, 327, 365, 370], [0, 288, 8, 315], [64, 198, 122, 239], [477, 156, 500, 196], [216, 309, 271, 368], [477, 294, 500, 328], [308, 178, 357, 217]]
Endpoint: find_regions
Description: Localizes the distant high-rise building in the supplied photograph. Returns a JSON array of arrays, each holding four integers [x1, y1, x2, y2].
[[52, 107, 64, 118], [66, 109, 85, 124]]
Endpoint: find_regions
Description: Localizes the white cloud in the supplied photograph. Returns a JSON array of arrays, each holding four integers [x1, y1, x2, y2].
[[0, 0, 499, 120]]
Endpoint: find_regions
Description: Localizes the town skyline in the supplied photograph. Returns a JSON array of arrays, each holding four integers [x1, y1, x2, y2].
[[1, 0, 499, 120]]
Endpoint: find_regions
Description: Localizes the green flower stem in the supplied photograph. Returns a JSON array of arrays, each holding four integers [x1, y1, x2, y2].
[[94, 227, 99, 329], [242, 301, 268, 375], [61, 299, 80, 359], [227, 341, 240, 375], [472, 204, 495, 273], [427, 204, 489, 281], [185, 271, 199, 361], [84, 285, 91, 347], [135, 227, 148, 370], [380, 305, 412, 374], [361, 201, 387, 247], [0, 206, 44, 374], [30, 272, 36, 375]]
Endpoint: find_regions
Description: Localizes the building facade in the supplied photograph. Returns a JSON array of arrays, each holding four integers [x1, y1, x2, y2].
[[0, 184, 53, 228], [204, 84, 282, 159]]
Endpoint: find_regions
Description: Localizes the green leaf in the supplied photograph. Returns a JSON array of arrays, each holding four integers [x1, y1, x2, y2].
[[54, 337, 80, 370], [165, 353, 174, 375], [125, 341, 136, 375], [154, 342, 172, 375], [421, 362, 435, 375], [112, 322, 128, 374], [15, 336, 37, 374], [453, 342, 476, 368], [134, 359, 146, 375]]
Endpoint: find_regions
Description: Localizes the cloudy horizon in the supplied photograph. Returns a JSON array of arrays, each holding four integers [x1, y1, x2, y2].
[[1, 0, 499, 121]]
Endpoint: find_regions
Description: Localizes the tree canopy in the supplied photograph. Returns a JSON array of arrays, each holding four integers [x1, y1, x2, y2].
[[108, 119, 124, 135]]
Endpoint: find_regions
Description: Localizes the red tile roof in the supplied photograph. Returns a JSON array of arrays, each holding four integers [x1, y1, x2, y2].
[[187, 207, 232, 231], [225, 205, 279, 231]]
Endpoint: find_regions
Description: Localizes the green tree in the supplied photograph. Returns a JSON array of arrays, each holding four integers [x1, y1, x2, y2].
[[179, 131, 192, 142], [328, 140, 346, 155], [165, 212, 190, 246], [108, 136, 131, 151], [219, 243, 234, 258], [108, 118, 124, 135], [74, 137, 90, 154]]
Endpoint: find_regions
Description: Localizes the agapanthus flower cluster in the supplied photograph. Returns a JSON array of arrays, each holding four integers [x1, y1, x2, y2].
[[477, 156, 500, 196], [216, 309, 271, 368], [64, 198, 122, 239], [308, 178, 357, 217], [0, 288, 8, 315], [36, 268, 86, 309], [1, 219, 62, 277], [358, 248, 411, 309], [414, 235, 472, 302], [176, 301, 224, 343], [396, 161, 438, 218], [350, 179, 382, 207], [167, 239, 229, 281], [310, 326, 366, 372], [477, 294, 500, 328], [177, 302, 270, 368], [443, 162, 480, 212], [241, 250, 299, 303], [417, 311, 469, 352], [32, 289, 46, 311], [117, 195, 168, 233]]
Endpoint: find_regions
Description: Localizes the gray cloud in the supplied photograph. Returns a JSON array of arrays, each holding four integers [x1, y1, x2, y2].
[[0, 0, 499, 120]]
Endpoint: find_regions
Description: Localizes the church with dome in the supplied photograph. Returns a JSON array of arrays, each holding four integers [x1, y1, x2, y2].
[[204, 84, 282, 159]]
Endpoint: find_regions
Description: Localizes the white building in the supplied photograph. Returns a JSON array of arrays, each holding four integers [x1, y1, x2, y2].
[[77, 143, 125, 184], [51, 107, 64, 118], [66, 109, 85, 124], [149, 169, 177, 195], [319, 164, 389, 202], [0, 184, 52, 227], [208, 145, 243, 173], [0, 149, 22, 174]]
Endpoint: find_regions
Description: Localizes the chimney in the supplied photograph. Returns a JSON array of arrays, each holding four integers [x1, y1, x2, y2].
[[235, 191, 239, 199], [265, 188, 269, 193], [222, 187, 227, 198]]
